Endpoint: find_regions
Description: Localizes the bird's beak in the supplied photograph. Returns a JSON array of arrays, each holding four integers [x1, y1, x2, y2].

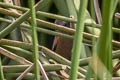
[[52, 36, 60, 50]]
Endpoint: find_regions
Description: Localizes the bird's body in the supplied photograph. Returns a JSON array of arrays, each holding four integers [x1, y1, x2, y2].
[[52, 19, 74, 60], [55, 37, 73, 60]]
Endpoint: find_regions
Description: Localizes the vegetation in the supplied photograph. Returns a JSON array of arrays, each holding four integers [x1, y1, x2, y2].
[[0, 0, 120, 80]]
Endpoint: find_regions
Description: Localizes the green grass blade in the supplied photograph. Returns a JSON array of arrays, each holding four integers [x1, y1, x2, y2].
[[112, 0, 118, 16], [0, 56, 5, 80], [89, 0, 96, 20], [69, 0, 88, 80], [52, 0, 69, 16], [96, 0, 113, 79], [0, 1, 43, 38], [28, 0, 40, 80], [66, 0, 77, 19]]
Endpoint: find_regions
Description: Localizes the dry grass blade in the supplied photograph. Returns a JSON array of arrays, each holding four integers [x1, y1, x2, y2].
[[79, 77, 120, 80], [0, 47, 32, 65], [93, 0, 102, 24], [2, 64, 65, 73], [115, 13, 120, 19], [16, 64, 34, 80], [38, 60, 49, 80], [113, 61, 120, 74], [0, 0, 43, 38]]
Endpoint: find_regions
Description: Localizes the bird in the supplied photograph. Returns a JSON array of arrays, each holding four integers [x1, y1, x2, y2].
[[52, 18, 75, 60]]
